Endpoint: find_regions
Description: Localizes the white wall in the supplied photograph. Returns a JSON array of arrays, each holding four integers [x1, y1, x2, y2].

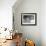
[[0, 0, 16, 30], [13, 0, 41, 46], [40, 0, 46, 46]]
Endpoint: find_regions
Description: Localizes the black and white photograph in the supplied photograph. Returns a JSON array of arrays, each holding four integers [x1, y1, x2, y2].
[[21, 13, 37, 25]]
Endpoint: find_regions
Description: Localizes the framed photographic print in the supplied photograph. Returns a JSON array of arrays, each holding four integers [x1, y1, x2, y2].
[[21, 13, 37, 26]]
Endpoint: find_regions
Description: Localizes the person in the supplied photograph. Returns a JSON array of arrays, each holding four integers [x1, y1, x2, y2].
[[23, 16, 31, 23]]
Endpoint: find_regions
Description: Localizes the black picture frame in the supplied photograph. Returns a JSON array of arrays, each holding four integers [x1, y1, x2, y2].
[[21, 13, 37, 26]]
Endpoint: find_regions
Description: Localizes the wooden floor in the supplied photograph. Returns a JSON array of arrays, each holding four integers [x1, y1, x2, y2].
[[0, 39, 16, 46]]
